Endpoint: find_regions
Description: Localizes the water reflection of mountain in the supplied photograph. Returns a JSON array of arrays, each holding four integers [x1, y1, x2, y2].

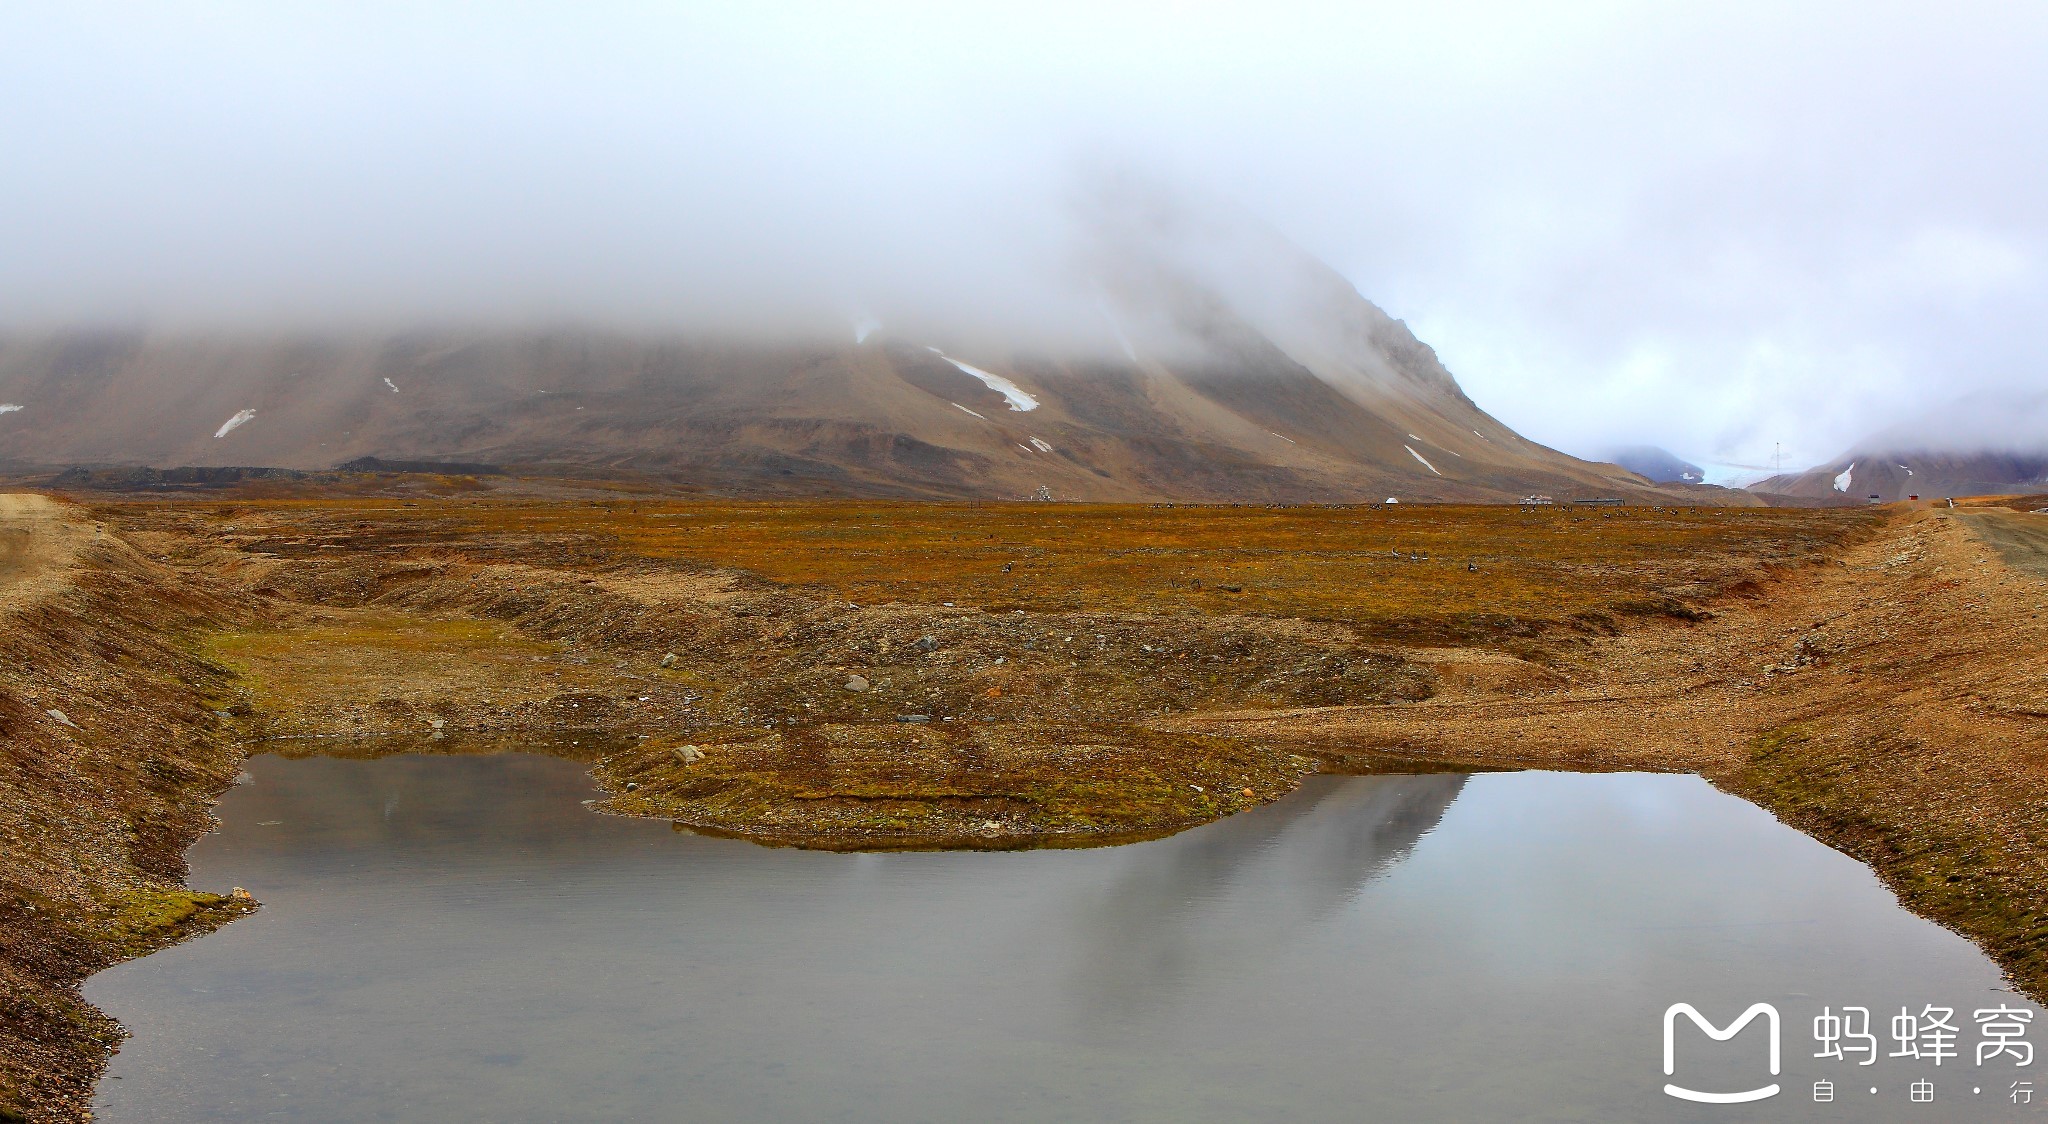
[[1067, 773, 1467, 1019]]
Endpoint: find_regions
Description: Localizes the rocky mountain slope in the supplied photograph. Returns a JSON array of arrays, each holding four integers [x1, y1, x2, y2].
[[0, 225, 1694, 503], [0, 325, 1690, 503], [1758, 449, 2048, 504], [1756, 394, 2048, 502], [1606, 445, 1705, 485]]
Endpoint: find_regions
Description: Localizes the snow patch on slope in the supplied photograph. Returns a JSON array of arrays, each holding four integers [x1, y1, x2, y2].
[[853, 315, 881, 344], [927, 348, 1038, 412], [383, 377, 400, 393], [1406, 446, 1442, 475], [0, 404, 21, 415], [951, 403, 986, 420], [1028, 436, 1054, 453], [1833, 463, 1855, 492], [215, 409, 256, 438]]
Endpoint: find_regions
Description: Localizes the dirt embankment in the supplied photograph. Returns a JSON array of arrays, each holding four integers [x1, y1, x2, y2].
[[0, 496, 255, 1123], [1171, 504, 2048, 998], [1727, 508, 2048, 998]]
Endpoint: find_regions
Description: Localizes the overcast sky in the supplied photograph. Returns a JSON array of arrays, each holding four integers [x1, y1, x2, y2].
[[4, 2, 2043, 472]]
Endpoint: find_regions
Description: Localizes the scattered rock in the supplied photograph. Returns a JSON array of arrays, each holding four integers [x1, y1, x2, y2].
[[673, 744, 705, 764], [230, 886, 254, 902], [659, 652, 678, 668], [915, 635, 938, 653], [427, 717, 446, 730], [896, 714, 932, 723], [1216, 584, 1243, 594], [625, 781, 639, 792], [844, 674, 870, 692], [44, 709, 75, 728]]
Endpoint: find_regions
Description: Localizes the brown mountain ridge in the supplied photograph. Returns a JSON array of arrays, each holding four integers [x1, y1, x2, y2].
[[0, 323, 1714, 504], [0, 231, 1726, 505]]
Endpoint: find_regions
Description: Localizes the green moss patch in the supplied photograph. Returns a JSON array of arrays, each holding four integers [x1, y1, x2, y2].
[[77, 887, 254, 960]]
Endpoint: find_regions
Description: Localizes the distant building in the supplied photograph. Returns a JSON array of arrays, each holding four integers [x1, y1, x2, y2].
[[1519, 494, 1554, 505], [1570, 497, 1625, 507]]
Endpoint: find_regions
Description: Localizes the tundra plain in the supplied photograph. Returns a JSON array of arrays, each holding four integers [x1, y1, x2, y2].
[[4, 487, 2047, 1121]]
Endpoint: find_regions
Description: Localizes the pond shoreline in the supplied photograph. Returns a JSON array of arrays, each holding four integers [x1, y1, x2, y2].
[[83, 754, 2019, 1124]]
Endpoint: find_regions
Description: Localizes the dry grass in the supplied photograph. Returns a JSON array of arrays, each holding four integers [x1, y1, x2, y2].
[[118, 497, 1878, 641], [202, 613, 619, 738], [80, 494, 1881, 854]]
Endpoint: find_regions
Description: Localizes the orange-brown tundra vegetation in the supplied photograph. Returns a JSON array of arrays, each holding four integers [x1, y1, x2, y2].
[[105, 495, 1870, 845], [6, 487, 2048, 1123]]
